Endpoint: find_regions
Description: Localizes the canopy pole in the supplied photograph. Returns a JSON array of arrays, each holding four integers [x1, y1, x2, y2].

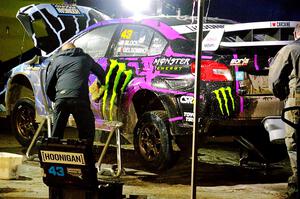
[[191, 0, 205, 199]]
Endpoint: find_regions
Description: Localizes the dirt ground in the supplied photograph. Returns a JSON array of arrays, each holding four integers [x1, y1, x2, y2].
[[0, 118, 292, 199]]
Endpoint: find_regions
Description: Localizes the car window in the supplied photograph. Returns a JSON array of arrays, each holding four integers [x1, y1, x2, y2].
[[113, 24, 166, 57], [170, 38, 195, 55], [170, 32, 209, 55], [149, 32, 168, 55], [74, 24, 117, 59]]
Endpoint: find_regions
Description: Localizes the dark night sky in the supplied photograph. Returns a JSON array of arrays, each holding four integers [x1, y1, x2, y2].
[[77, 0, 300, 22], [205, 0, 300, 22], [0, 0, 299, 73]]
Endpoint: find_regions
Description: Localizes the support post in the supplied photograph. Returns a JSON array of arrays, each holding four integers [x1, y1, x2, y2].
[[191, 0, 205, 199]]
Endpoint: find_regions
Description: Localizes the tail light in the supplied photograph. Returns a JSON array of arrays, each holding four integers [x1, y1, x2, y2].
[[191, 60, 232, 81]]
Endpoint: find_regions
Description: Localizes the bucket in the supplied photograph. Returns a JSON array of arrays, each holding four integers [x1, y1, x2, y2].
[[262, 116, 286, 143], [0, 152, 24, 179]]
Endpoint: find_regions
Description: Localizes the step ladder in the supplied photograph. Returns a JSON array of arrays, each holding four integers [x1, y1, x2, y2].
[[26, 66, 124, 177], [94, 120, 124, 177]]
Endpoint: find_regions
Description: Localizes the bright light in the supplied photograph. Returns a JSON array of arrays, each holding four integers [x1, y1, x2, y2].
[[121, 0, 151, 15]]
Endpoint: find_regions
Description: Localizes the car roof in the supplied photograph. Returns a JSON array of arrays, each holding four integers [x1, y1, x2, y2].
[[90, 15, 236, 27], [148, 16, 237, 26]]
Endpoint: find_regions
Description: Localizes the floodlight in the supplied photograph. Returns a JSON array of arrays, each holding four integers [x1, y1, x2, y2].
[[121, 0, 151, 15]]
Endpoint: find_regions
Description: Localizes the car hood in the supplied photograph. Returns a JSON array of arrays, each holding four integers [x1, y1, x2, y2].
[[16, 3, 110, 54]]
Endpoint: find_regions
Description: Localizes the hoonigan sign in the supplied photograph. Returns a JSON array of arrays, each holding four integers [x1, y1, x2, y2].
[[40, 150, 86, 165]]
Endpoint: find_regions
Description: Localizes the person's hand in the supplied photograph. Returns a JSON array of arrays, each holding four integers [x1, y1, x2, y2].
[[89, 80, 106, 102], [98, 85, 106, 99]]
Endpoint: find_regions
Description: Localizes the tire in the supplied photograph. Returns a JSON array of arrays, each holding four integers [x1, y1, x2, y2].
[[134, 111, 173, 171], [11, 98, 37, 146]]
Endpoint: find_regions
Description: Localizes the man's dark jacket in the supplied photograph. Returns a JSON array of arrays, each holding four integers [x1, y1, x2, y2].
[[45, 48, 105, 102]]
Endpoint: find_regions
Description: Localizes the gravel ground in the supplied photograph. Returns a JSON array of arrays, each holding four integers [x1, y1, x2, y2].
[[0, 118, 292, 199]]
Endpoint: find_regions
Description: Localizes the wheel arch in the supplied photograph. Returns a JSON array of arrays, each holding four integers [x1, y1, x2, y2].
[[6, 74, 35, 116], [132, 89, 180, 136], [132, 90, 165, 118]]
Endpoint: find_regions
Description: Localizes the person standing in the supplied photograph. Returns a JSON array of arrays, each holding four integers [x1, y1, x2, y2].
[[269, 23, 300, 199], [45, 42, 105, 144]]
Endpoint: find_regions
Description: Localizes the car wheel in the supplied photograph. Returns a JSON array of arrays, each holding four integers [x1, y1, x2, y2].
[[134, 111, 173, 171], [11, 98, 37, 146]]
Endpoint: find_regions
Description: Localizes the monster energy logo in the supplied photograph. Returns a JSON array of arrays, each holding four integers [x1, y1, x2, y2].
[[102, 59, 133, 121], [212, 87, 235, 116]]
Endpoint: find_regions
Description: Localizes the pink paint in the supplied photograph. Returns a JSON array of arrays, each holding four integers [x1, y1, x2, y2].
[[169, 116, 184, 122], [233, 54, 244, 113], [254, 54, 260, 71]]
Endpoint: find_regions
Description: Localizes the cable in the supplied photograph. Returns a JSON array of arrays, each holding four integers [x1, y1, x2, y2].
[[191, 0, 197, 24], [205, 0, 211, 21]]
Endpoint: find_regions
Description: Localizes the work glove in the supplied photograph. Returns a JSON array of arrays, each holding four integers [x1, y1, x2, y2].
[[89, 80, 107, 102]]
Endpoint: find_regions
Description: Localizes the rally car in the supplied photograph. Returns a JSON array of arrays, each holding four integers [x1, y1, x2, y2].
[[0, 3, 298, 170]]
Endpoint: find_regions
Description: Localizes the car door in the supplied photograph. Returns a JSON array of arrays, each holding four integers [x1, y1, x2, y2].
[[72, 24, 119, 121], [104, 24, 168, 121]]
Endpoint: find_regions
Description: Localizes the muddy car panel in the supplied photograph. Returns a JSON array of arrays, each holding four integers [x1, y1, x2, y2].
[[4, 4, 300, 169], [16, 4, 110, 54], [8, 13, 299, 133], [5, 4, 110, 115], [5, 59, 50, 116]]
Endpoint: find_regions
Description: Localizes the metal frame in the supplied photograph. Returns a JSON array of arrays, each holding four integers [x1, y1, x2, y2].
[[95, 121, 123, 177], [26, 115, 52, 159]]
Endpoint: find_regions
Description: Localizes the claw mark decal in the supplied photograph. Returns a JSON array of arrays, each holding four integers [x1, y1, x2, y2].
[[212, 87, 235, 116], [17, 4, 108, 53], [102, 60, 133, 120]]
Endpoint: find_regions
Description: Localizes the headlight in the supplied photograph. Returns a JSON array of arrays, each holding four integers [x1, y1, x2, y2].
[[152, 75, 194, 90]]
